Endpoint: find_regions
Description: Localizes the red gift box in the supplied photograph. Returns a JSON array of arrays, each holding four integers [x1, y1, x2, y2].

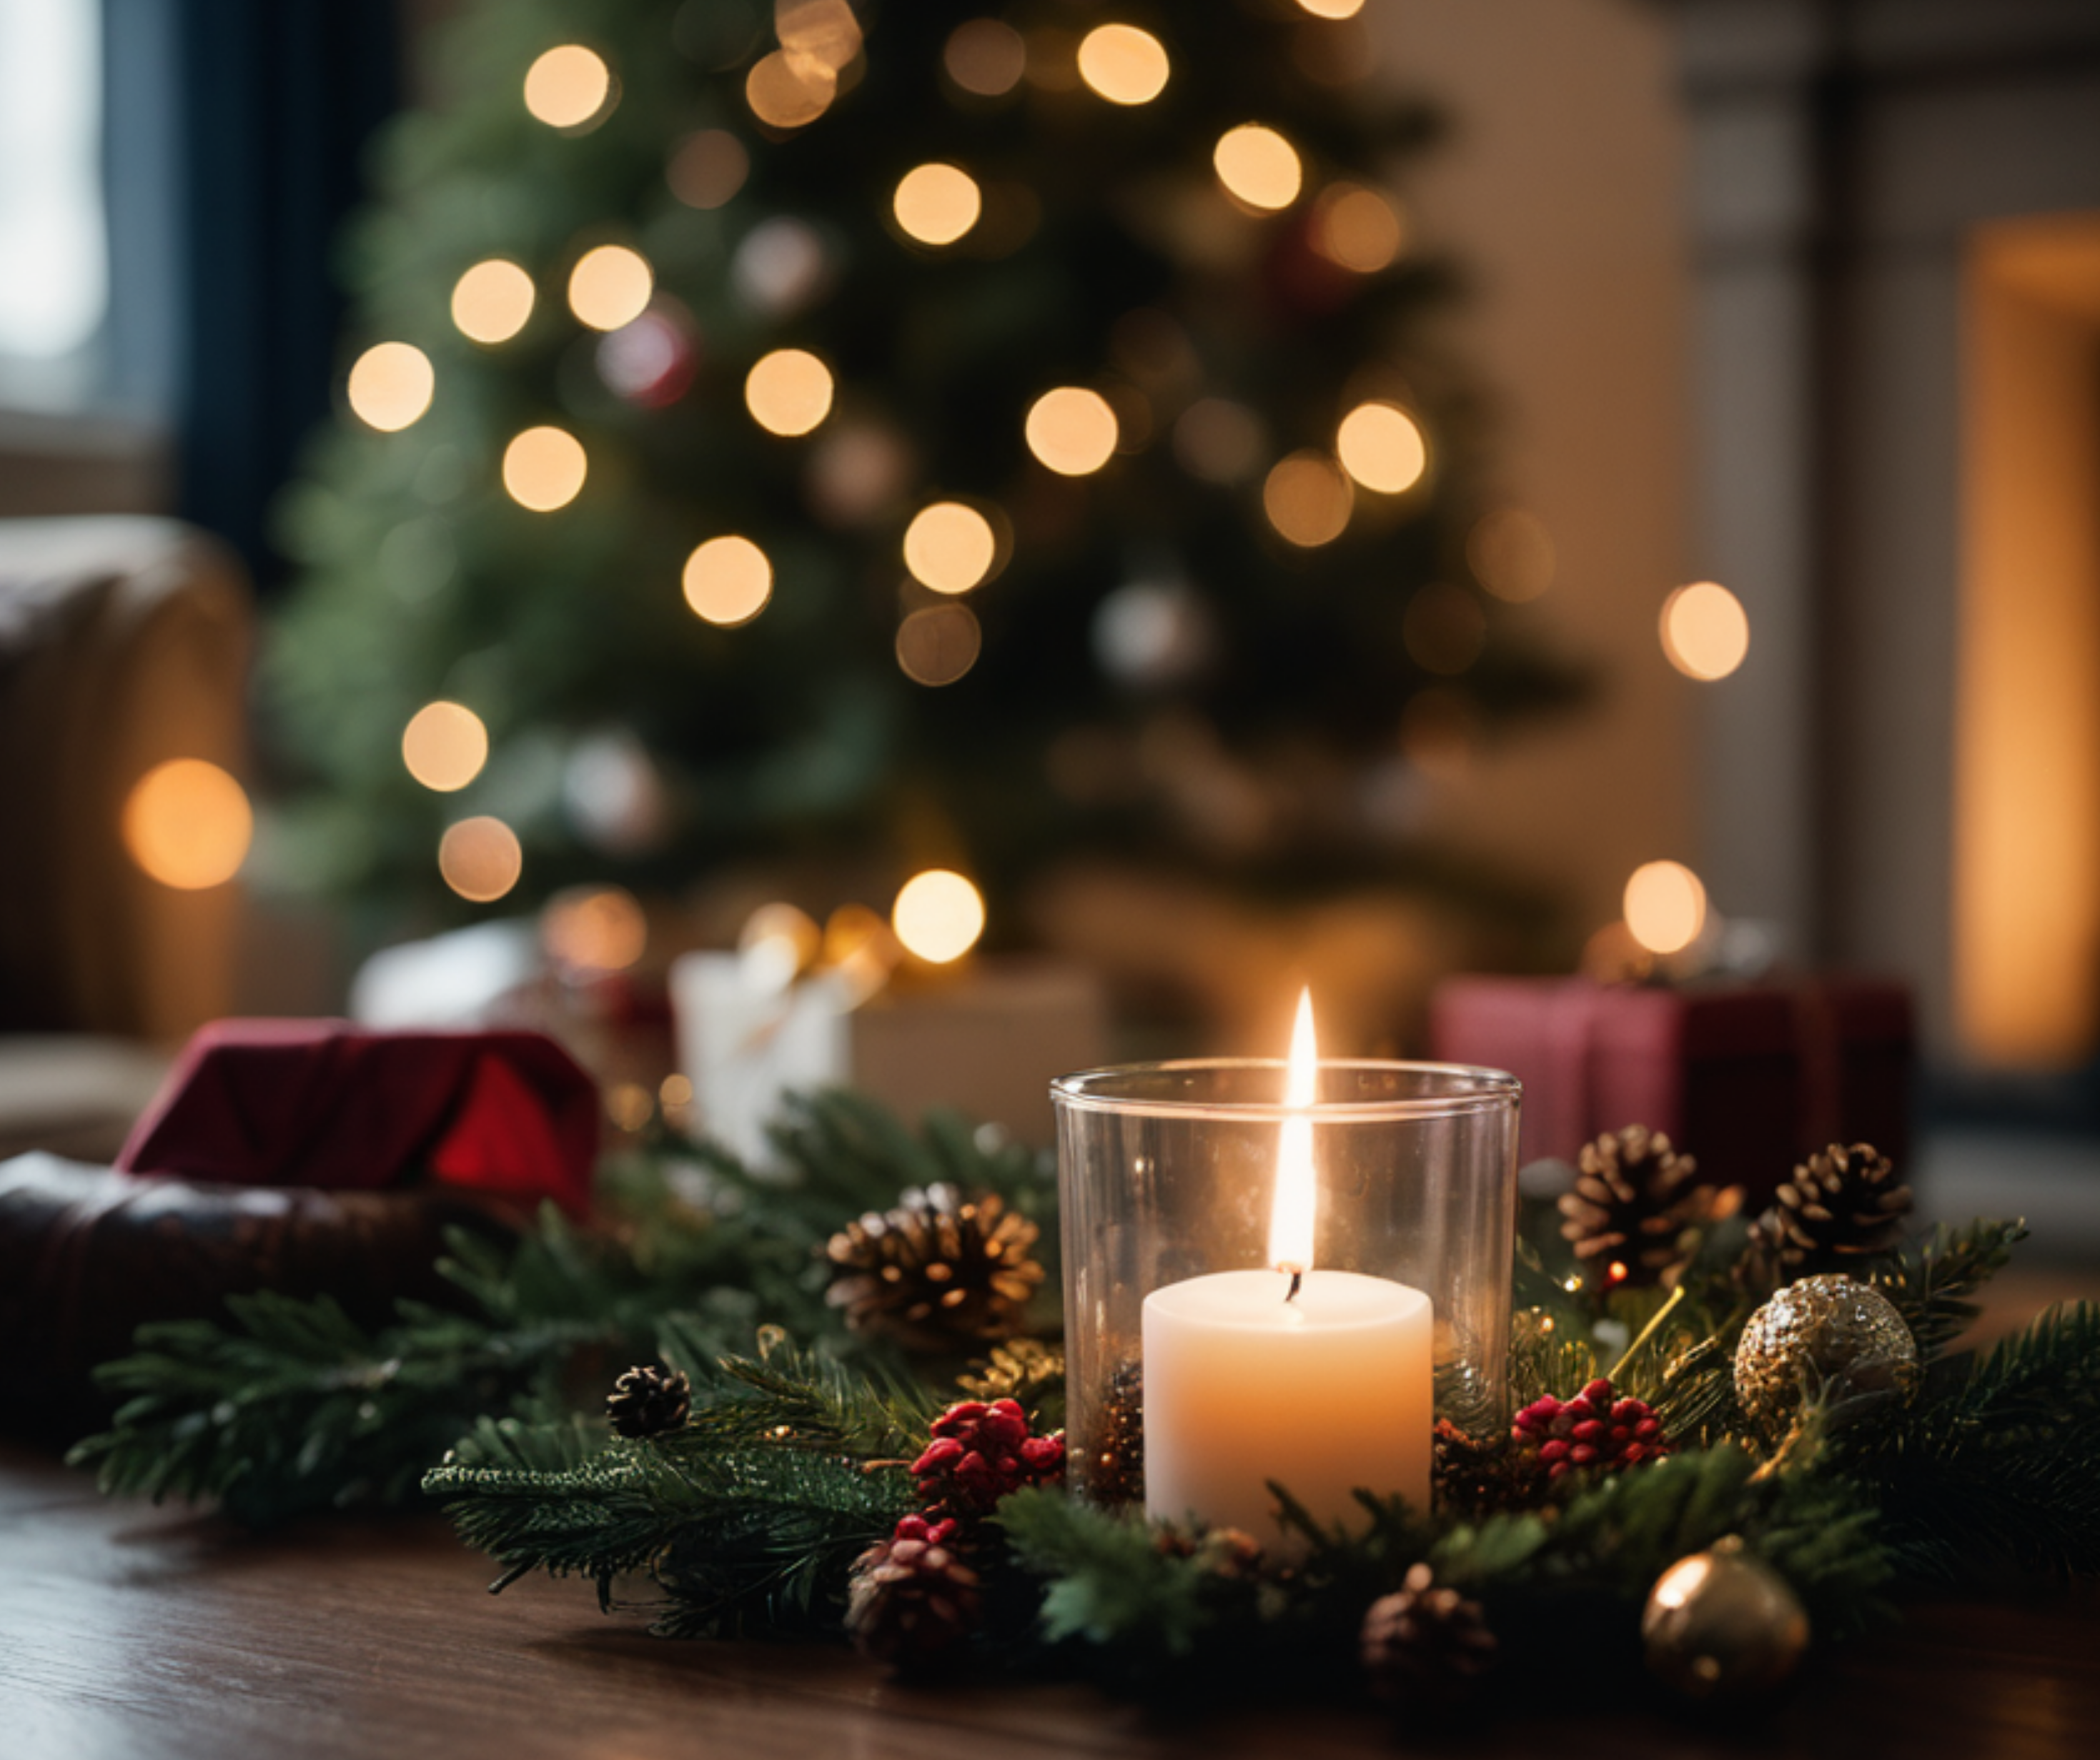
[[1428, 977, 1914, 1203]]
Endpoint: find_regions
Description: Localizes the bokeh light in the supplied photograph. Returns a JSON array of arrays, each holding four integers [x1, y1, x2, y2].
[[1660, 581, 1751, 681], [543, 884, 648, 971], [122, 760, 252, 890], [668, 129, 751, 209], [903, 502, 997, 594], [1312, 183, 1405, 272], [741, 900, 822, 990], [823, 901, 901, 1003], [1336, 402, 1428, 494], [439, 816, 524, 903], [893, 164, 982, 247], [450, 261, 535, 346], [683, 535, 773, 626], [945, 19, 1027, 96], [1296, 0, 1365, 16], [1402, 583, 1487, 675], [502, 426, 588, 511], [1262, 450, 1352, 546], [567, 244, 653, 332], [1024, 387, 1119, 476], [523, 45, 612, 129], [1214, 125, 1303, 212], [1623, 860, 1708, 955], [1076, 24, 1170, 105], [892, 869, 986, 963], [346, 342, 434, 432], [896, 603, 983, 685], [1467, 509, 1556, 602], [401, 701, 490, 792], [1174, 398, 1264, 484], [778, 0, 861, 69], [745, 348, 835, 437], [746, 49, 834, 130]]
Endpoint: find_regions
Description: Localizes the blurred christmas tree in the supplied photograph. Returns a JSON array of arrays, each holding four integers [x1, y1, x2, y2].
[[269, 0, 1582, 938]]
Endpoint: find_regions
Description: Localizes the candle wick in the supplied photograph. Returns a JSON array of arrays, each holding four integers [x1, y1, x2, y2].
[[1283, 1266, 1304, 1303]]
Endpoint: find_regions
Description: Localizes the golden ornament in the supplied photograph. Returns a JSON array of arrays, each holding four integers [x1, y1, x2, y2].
[[1642, 1537, 1810, 1701], [1733, 1273, 1918, 1433]]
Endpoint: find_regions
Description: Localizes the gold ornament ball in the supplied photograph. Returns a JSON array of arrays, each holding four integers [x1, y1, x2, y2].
[[1733, 1273, 1919, 1433], [1642, 1538, 1810, 1701]]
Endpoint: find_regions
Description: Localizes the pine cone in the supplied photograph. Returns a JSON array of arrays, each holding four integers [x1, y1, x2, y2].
[[1512, 1376, 1672, 1482], [911, 1396, 1065, 1517], [1740, 1143, 1913, 1289], [1559, 1125, 1743, 1294], [1361, 1563, 1497, 1708], [825, 1183, 1044, 1352], [1434, 1420, 1532, 1515], [845, 1514, 983, 1669], [606, 1364, 691, 1438]]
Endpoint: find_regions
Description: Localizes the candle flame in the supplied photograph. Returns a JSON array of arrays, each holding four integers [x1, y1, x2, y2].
[[1268, 988, 1319, 1275]]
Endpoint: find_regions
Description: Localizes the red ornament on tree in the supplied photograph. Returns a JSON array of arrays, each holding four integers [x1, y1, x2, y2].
[[911, 1396, 1064, 1516], [1512, 1377, 1673, 1481]]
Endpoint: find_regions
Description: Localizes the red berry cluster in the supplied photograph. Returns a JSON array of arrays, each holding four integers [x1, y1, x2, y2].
[[1512, 1377, 1671, 1481], [911, 1396, 1065, 1516]]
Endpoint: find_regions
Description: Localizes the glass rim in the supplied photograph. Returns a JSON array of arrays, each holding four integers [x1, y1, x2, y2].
[[1049, 1058, 1521, 1123]]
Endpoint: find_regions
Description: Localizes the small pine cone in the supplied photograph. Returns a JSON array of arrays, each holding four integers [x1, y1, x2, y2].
[[1512, 1376, 1672, 1482], [1559, 1125, 1743, 1294], [1434, 1420, 1533, 1515], [912, 1396, 1065, 1517], [845, 1514, 983, 1669], [1361, 1563, 1497, 1708], [1741, 1143, 1913, 1288], [825, 1184, 1045, 1353], [606, 1365, 691, 1439]]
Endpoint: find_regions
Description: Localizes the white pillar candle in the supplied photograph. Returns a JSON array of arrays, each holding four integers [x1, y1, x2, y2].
[[1139, 989, 1435, 1536], [1141, 1268, 1433, 1533]]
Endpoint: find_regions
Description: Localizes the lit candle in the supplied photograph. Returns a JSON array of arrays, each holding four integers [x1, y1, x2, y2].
[[1141, 991, 1434, 1534]]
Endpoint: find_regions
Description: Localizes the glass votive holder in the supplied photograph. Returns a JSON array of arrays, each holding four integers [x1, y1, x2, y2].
[[1052, 1060, 1520, 1532]]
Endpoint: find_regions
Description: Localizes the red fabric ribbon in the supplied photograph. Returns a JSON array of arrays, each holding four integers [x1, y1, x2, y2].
[[114, 1019, 600, 1214]]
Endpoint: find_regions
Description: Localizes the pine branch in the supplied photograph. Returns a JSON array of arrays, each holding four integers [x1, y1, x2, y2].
[[1868, 1218, 2028, 1359], [997, 1487, 1219, 1658], [663, 1322, 943, 1458]]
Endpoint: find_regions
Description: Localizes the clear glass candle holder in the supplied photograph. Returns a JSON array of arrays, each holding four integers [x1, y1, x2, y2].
[[1052, 1060, 1520, 1525]]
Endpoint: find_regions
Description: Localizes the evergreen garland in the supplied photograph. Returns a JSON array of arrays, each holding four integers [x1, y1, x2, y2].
[[65, 1093, 2100, 1715]]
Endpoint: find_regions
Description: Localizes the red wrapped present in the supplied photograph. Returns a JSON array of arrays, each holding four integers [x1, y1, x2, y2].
[[1428, 977, 1913, 1203], [116, 1018, 600, 1214]]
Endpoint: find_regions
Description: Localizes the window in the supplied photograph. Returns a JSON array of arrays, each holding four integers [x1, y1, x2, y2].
[[0, 0, 107, 409]]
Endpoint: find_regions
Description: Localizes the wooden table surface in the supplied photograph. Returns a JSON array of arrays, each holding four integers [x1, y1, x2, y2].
[[2, 1441, 2098, 1760]]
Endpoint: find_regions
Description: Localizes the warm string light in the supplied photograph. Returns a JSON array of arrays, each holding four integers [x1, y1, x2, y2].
[[1076, 24, 1169, 105], [903, 502, 996, 593], [1336, 402, 1427, 494], [745, 349, 836, 436], [896, 603, 982, 685], [122, 760, 252, 890], [440, 817, 523, 903], [502, 426, 588, 511], [891, 869, 986, 963], [346, 342, 433, 432], [1624, 860, 1708, 955], [683, 536, 774, 626], [568, 244, 653, 332], [543, 885, 648, 972], [893, 164, 982, 246], [1660, 582, 1750, 680], [451, 261, 535, 344], [523, 45, 613, 129], [1312, 184, 1404, 272], [401, 701, 489, 792], [1296, 0, 1365, 17], [1214, 125, 1303, 212], [1262, 451, 1352, 546], [1024, 387, 1119, 476], [944, 19, 1027, 96], [746, 50, 834, 129]]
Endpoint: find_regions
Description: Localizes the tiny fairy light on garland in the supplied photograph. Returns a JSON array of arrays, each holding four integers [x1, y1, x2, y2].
[[67, 1097, 2100, 1721]]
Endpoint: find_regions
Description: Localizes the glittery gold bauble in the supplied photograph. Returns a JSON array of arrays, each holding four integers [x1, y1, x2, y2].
[[1642, 1537, 1810, 1701], [1733, 1273, 1918, 1433]]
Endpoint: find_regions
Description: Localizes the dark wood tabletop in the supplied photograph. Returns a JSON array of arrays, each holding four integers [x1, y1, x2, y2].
[[3, 1439, 2098, 1760]]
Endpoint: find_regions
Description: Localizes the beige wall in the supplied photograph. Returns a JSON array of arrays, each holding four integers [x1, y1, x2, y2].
[[1371, 0, 1697, 943]]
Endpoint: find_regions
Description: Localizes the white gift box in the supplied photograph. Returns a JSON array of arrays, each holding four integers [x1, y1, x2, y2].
[[670, 953, 1106, 1164]]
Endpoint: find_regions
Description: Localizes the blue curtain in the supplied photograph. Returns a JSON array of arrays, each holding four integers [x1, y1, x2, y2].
[[106, 0, 399, 585]]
